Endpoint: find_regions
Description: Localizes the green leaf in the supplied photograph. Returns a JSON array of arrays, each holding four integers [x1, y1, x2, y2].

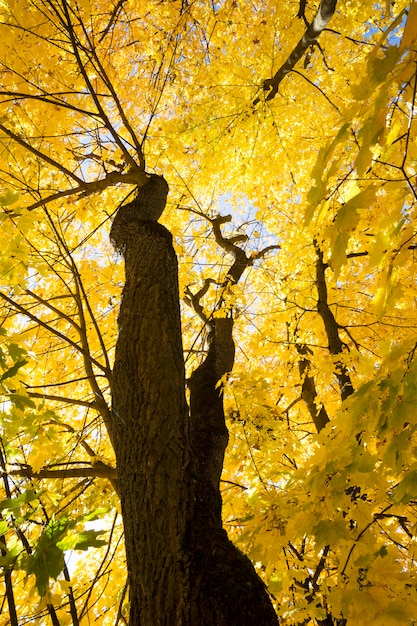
[[0, 359, 27, 384], [377, 545, 388, 558], [312, 517, 351, 549], [8, 393, 36, 411], [0, 190, 19, 207], [0, 544, 20, 567], [80, 507, 110, 522], [72, 529, 107, 551], [24, 515, 107, 595], [25, 516, 69, 596], [391, 470, 417, 504], [0, 489, 42, 513], [7, 343, 28, 361], [26, 547, 65, 596], [0, 520, 9, 536]]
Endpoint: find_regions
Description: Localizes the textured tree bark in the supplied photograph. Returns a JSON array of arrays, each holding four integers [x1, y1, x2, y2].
[[188, 317, 279, 625], [111, 221, 192, 625], [110, 178, 279, 624]]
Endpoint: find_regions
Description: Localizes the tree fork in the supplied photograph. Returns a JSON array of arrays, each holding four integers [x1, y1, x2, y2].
[[110, 193, 278, 623], [185, 214, 279, 624], [188, 316, 279, 625]]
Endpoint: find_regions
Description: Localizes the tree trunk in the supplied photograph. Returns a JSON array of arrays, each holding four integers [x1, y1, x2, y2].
[[111, 221, 192, 624], [110, 179, 279, 624], [188, 317, 279, 625]]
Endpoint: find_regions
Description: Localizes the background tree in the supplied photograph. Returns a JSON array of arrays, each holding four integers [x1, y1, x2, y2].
[[0, 0, 416, 624]]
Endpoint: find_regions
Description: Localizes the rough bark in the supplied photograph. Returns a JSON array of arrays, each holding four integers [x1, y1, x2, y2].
[[188, 316, 279, 625], [110, 176, 279, 625], [111, 218, 192, 625], [314, 243, 354, 401], [297, 343, 330, 433]]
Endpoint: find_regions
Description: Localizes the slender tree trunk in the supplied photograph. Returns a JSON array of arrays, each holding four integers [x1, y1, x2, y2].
[[188, 317, 279, 625], [110, 179, 279, 624]]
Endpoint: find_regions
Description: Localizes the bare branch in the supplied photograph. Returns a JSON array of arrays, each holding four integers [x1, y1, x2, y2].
[[59, 0, 141, 171], [25, 288, 81, 332], [186, 216, 280, 324], [0, 291, 108, 374], [3, 465, 117, 480], [26, 390, 97, 409], [79, 511, 121, 620], [291, 69, 341, 112], [0, 122, 83, 185], [0, 88, 103, 118], [98, 0, 127, 43], [47, 416, 109, 462], [252, 244, 281, 259], [76, 12, 145, 168], [12, 169, 147, 212], [40, 212, 114, 437]]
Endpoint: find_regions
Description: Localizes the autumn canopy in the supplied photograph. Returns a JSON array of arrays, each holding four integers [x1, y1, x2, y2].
[[0, 0, 417, 624]]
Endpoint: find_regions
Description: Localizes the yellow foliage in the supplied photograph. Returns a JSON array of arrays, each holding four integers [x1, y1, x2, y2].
[[0, 0, 416, 623]]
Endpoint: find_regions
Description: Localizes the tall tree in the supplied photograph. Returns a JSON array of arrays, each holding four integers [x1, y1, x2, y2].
[[0, 0, 416, 624]]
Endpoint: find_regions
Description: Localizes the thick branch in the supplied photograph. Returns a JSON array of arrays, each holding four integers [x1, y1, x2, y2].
[[296, 343, 330, 433], [186, 216, 280, 386], [184, 279, 216, 324], [314, 243, 354, 400], [26, 391, 96, 409], [22, 169, 147, 212], [253, 0, 338, 105], [98, 0, 127, 43]]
